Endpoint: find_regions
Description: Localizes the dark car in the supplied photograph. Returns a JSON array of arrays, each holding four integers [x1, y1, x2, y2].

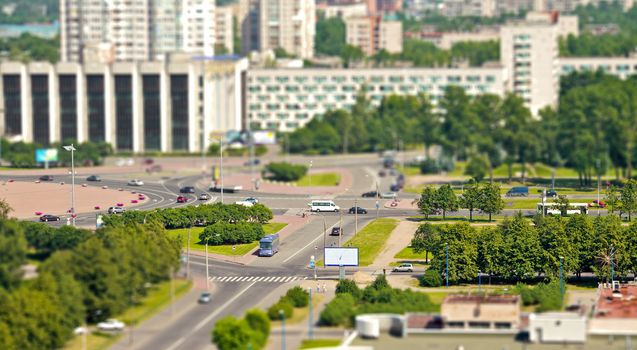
[[330, 227, 343, 236], [362, 191, 378, 198], [176, 196, 189, 203], [505, 186, 529, 197], [40, 214, 60, 222], [244, 159, 261, 166], [180, 186, 196, 194], [39, 175, 54, 181], [86, 175, 101, 182], [390, 183, 401, 192], [348, 206, 368, 214], [378, 170, 387, 177], [546, 189, 558, 198]]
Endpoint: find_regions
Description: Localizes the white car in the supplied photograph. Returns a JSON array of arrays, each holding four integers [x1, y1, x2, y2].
[[97, 319, 125, 332], [198, 193, 211, 201], [236, 197, 259, 207], [107, 206, 125, 214], [392, 263, 414, 273], [73, 326, 88, 335], [380, 192, 397, 199], [127, 179, 144, 186]]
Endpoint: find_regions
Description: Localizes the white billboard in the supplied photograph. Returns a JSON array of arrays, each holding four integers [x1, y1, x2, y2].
[[324, 247, 359, 267], [252, 131, 276, 145]]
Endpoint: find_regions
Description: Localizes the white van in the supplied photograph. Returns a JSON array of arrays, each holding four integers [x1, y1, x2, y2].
[[309, 200, 340, 212]]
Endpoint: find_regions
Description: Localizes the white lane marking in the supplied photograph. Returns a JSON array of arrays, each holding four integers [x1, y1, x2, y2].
[[255, 276, 266, 282], [284, 276, 295, 282], [228, 276, 239, 282], [218, 276, 228, 282], [164, 281, 257, 350], [271, 277, 281, 283], [238, 276, 248, 282], [282, 220, 340, 263], [245, 276, 255, 282]]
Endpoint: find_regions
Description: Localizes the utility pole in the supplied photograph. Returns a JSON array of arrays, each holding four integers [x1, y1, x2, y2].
[[322, 215, 327, 269], [205, 238, 210, 290], [279, 310, 286, 350], [308, 287, 313, 340], [339, 209, 343, 247], [220, 135, 224, 204], [63, 144, 76, 226], [559, 256, 564, 309], [354, 198, 358, 237]]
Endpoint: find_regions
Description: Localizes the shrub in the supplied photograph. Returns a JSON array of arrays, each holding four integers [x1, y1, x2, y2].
[[419, 159, 440, 174], [514, 282, 562, 312], [200, 222, 265, 245], [285, 286, 309, 308], [264, 162, 308, 182], [267, 297, 294, 320], [420, 269, 443, 287], [255, 145, 268, 157], [335, 279, 361, 300], [319, 293, 356, 326], [212, 316, 252, 350], [244, 309, 270, 348]]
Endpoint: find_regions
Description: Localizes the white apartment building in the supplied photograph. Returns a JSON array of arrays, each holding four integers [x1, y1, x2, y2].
[[324, 2, 370, 18], [61, 0, 217, 63], [560, 56, 637, 78], [442, 0, 496, 17], [246, 67, 507, 131], [501, 22, 559, 115], [345, 16, 403, 55], [240, 0, 316, 58], [0, 58, 248, 152], [216, 6, 235, 53]]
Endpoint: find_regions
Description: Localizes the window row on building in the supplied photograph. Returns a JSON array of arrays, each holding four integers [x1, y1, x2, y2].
[[0, 59, 245, 152], [246, 68, 507, 132]]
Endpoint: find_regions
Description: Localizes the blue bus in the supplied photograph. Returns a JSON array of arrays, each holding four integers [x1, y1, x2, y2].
[[259, 234, 280, 257]]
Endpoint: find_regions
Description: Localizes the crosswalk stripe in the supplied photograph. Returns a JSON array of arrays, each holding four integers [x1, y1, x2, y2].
[[228, 276, 239, 282], [246, 276, 256, 281], [209, 276, 303, 283], [218, 276, 228, 282], [265, 276, 275, 282], [272, 277, 283, 282], [237, 276, 248, 282], [254, 276, 265, 282], [284, 276, 295, 282]]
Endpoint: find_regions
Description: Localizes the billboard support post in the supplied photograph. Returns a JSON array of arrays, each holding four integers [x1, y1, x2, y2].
[[339, 265, 345, 280]]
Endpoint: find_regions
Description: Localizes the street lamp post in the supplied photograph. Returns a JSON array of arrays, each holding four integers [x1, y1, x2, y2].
[[559, 256, 565, 309], [279, 309, 286, 350], [354, 198, 358, 240], [308, 160, 313, 194], [219, 135, 224, 204], [63, 144, 76, 226], [186, 221, 192, 279], [322, 214, 327, 269], [205, 237, 210, 290], [445, 243, 449, 288]]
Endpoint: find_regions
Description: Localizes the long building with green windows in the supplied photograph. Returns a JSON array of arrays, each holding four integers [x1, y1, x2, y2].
[[246, 67, 508, 132]]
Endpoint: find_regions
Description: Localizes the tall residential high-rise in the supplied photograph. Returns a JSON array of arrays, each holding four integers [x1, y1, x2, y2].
[[60, 0, 217, 62], [500, 21, 559, 115], [216, 6, 235, 54], [345, 16, 403, 55], [240, 0, 316, 58]]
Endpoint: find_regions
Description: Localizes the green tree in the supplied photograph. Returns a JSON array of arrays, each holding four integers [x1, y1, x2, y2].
[[212, 316, 253, 350], [479, 182, 504, 221], [460, 181, 481, 221], [620, 179, 637, 221], [335, 279, 361, 299], [430, 223, 479, 284], [0, 199, 12, 218], [244, 309, 270, 349], [340, 44, 364, 67], [263, 162, 308, 182], [315, 16, 346, 56], [499, 93, 536, 183], [420, 269, 443, 287], [435, 184, 459, 220], [464, 154, 489, 182], [476, 227, 504, 282], [565, 215, 596, 278], [319, 293, 356, 326], [0, 219, 27, 289], [417, 186, 438, 219], [605, 184, 620, 216], [535, 216, 577, 278], [285, 286, 309, 307], [555, 195, 571, 217], [411, 223, 439, 263], [498, 214, 542, 281]]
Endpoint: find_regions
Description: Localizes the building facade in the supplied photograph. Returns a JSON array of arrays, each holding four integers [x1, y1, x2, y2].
[[216, 6, 235, 53], [246, 66, 507, 131], [61, 0, 217, 63], [500, 22, 559, 114], [0, 59, 247, 152], [240, 0, 316, 58], [345, 16, 403, 55]]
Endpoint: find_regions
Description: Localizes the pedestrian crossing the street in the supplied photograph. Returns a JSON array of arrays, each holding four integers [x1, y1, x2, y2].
[[208, 276, 307, 283]]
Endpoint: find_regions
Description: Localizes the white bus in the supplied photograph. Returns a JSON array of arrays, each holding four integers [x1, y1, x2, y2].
[[536, 202, 589, 216], [309, 200, 340, 212]]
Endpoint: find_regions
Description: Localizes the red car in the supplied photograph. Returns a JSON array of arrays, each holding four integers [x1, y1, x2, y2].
[[176, 196, 189, 203], [589, 200, 606, 208]]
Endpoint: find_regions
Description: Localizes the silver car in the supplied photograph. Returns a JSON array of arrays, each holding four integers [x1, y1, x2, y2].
[[392, 263, 413, 273], [380, 192, 397, 199]]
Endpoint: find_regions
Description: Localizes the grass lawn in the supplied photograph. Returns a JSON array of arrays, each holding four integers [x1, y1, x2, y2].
[[300, 339, 342, 349], [394, 246, 428, 260], [343, 218, 399, 266], [296, 173, 341, 187], [63, 279, 192, 350], [166, 222, 288, 256], [402, 166, 421, 176]]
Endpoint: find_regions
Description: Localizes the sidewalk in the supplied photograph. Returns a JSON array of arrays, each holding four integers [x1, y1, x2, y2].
[[368, 220, 418, 269], [266, 279, 342, 350]]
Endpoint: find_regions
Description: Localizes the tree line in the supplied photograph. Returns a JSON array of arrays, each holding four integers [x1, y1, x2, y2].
[[412, 214, 637, 285], [0, 139, 113, 168], [0, 207, 180, 349], [287, 71, 637, 185], [104, 203, 273, 246], [417, 182, 504, 221]]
